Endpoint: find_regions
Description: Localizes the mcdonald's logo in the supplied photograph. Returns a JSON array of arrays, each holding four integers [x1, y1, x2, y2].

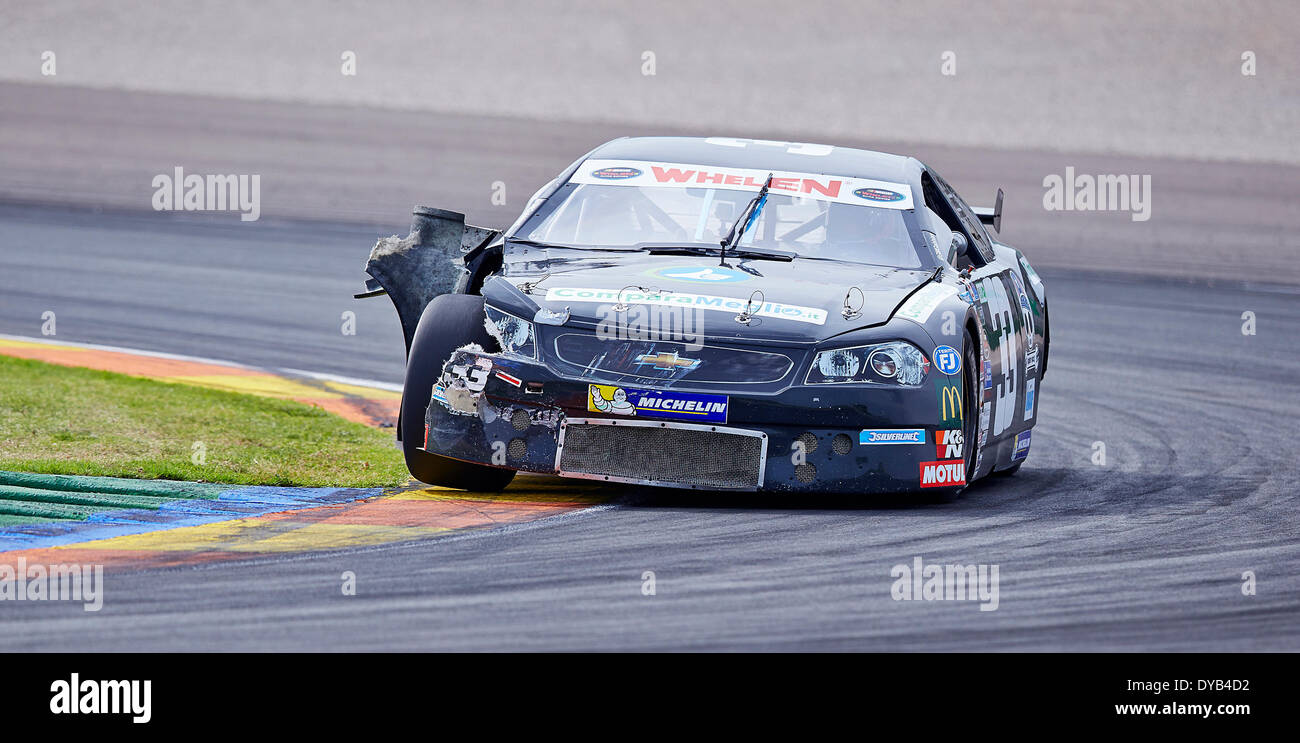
[[938, 382, 963, 426]]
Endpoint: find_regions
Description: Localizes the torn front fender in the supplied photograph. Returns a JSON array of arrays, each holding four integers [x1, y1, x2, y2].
[[361, 205, 500, 356]]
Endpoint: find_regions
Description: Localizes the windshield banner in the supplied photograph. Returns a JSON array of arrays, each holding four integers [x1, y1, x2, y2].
[[571, 159, 915, 210], [545, 286, 829, 325]]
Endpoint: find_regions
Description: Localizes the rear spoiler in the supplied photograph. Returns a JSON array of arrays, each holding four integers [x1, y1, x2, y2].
[[972, 188, 1004, 233]]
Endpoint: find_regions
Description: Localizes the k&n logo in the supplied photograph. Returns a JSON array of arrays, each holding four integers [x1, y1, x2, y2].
[[936, 429, 964, 459]]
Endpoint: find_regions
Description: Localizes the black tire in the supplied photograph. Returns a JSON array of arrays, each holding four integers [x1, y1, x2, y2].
[[961, 334, 979, 489], [401, 294, 516, 492]]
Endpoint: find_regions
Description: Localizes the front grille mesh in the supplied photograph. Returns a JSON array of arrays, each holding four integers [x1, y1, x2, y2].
[[832, 433, 853, 455], [508, 438, 528, 460], [796, 431, 819, 454], [559, 423, 764, 490]]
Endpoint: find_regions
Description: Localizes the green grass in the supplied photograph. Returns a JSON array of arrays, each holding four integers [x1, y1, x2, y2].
[[0, 355, 407, 488]]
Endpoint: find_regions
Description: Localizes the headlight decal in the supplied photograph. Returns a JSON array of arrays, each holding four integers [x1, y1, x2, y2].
[[806, 341, 929, 386], [484, 306, 538, 359]]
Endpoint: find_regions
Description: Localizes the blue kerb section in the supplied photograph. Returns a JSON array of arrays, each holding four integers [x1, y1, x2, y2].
[[0, 486, 382, 552]]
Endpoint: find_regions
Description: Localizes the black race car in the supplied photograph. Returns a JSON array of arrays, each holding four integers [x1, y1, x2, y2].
[[357, 137, 1047, 496]]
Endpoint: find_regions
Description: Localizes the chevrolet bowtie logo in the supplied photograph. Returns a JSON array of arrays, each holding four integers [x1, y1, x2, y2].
[[635, 352, 701, 371]]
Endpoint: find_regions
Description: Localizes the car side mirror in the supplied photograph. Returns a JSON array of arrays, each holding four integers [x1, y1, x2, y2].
[[949, 232, 970, 259]]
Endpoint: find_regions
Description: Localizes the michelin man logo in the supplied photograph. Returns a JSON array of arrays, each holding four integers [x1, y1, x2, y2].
[[591, 385, 635, 415]]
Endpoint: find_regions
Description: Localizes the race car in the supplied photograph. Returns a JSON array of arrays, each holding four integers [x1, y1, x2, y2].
[[356, 137, 1048, 496]]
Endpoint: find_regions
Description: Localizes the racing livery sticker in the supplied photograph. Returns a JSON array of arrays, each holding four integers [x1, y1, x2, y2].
[[860, 429, 926, 445], [936, 429, 964, 459], [1024, 377, 1036, 422], [590, 166, 643, 180], [938, 380, 963, 426], [979, 404, 990, 447], [570, 159, 915, 210], [650, 265, 750, 283], [853, 187, 906, 202], [958, 277, 977, 305], [494, 370, 522, 387], [546, 286, 828, 325], [447, 356, 491, 393], [895, 283, 957, 324], [933, 345, 961, 376], [435, 355, 493, 416], [588, 384, 728, 424], [1009, 267, 1032, 315], [920, 459, 966, 488], [1009, 268, 1036, 368], [1012, 430, 1031, 461], [980, 274, 1019, 437]]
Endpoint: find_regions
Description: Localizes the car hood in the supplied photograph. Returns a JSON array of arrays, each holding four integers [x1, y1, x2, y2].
[[493, 248, 933, 344]]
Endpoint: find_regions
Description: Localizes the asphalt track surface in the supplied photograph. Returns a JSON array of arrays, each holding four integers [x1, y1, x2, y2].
[[4, 0, 1298, 164], [1, 96, 1299, 650]]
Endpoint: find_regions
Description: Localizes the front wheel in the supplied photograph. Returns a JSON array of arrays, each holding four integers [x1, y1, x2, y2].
[[401, 294, 516, 492]]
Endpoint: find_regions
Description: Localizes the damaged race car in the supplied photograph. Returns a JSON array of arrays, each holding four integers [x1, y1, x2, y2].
[[357, 137, 1048, 496]]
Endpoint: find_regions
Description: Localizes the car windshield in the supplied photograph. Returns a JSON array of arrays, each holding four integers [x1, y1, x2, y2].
[[523, 182, 925, 268]]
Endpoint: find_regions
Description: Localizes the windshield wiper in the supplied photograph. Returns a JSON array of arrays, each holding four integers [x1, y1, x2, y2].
[[504, 237, 637, 251], [640, 244, 794, 262], [718, 172, 775, 265], [504, 237, 568, 250]]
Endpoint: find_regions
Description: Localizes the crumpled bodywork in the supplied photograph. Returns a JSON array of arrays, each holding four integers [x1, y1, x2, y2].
[[362, 206, 500, 355]]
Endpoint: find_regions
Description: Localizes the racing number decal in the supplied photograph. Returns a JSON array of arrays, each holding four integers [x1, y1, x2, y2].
[[1011, 270, 1035, 348], [449, 358, 490, 393], [980, 274, 1020, 436]]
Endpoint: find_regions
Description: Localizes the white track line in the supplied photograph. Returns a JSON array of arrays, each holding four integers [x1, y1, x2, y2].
[[280, 367, 402, 393]]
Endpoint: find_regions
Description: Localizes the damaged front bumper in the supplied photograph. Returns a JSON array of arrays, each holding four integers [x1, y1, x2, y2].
[[424, 346, 965, 494]]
